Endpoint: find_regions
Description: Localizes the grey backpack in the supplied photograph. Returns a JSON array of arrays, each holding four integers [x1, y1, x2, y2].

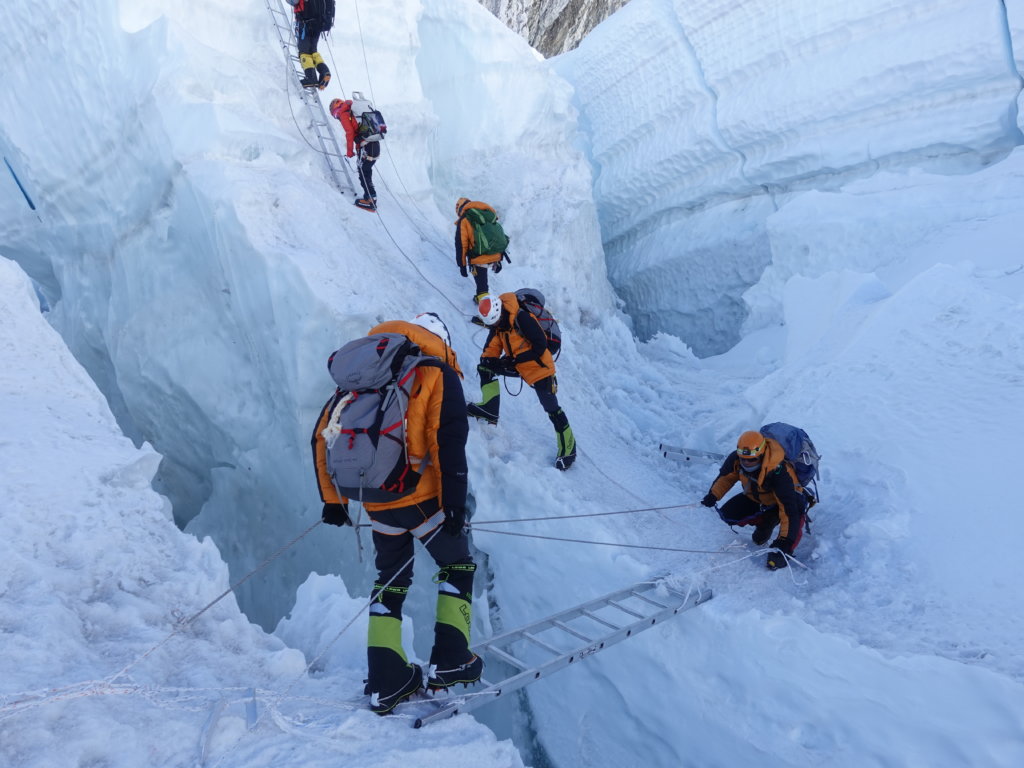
[[322, 333, 437, 503]]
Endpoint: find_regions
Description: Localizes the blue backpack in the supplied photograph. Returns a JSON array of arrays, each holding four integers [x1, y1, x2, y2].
[[760, 422, 820, 497]]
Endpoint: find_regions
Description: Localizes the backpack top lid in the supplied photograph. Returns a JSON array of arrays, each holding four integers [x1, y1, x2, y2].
[[759, 422, 820, 483], [328, 333, 417, 391], [350, 90, 373, 114], [514, 287, 546, 309]]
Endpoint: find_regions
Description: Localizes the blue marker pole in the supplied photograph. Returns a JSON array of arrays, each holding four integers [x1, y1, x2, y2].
[[4, 156, 37, 211]]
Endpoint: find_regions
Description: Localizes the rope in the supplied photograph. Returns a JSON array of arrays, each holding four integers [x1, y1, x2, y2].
[[105, 519, 323, 686], [470, 502, 698, 525], [209, 524, 444, 766], [470, 527, 735, 555]]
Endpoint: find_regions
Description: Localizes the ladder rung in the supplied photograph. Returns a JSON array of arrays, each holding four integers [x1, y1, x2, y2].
[[630, 590, 670, 610], [606, 599, 645, 619], [580, 609, 621, 630], [486, 646, 529, 671], [521, 632, 562, 656], [552, 620, 593, 643]]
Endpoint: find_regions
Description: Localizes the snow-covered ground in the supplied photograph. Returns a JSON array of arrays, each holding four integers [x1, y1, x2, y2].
[[1, 0, 1023, 766]]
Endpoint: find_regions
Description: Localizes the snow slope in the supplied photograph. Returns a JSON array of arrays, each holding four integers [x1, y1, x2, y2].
[[1, 0, 1023, 766]]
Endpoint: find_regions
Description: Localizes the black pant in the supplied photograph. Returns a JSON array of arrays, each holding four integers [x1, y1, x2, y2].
[[358, 141, 380, 200], [295, 22, 322, 56], [370, 498, 470, 588], [471, 265, 489, 296], [533, 374, 560, 413]]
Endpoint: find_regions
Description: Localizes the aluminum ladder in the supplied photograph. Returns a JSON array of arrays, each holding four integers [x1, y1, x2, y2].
[[412, 580, 712, 728], [265, 0, 356, 195], [660, 443, 726, 463]]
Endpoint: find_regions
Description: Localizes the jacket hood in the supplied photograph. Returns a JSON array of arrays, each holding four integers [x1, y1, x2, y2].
[[369, 320, 463, 378]]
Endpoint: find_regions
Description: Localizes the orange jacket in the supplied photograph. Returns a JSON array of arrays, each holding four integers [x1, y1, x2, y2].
[[312, 321, 468, 513], [455, 199, 504, 268], [481, 293, 555, 385], [709, 438, 807, 540]]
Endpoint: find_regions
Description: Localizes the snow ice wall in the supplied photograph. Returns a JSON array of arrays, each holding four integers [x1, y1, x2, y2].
[[0, 0, 610, 631], [555, 0, 1024, 356]]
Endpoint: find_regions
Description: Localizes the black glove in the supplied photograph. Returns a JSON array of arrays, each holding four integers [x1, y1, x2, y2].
[[766, 551, 789, 570], [770, 537, 793, 554], [322, 502, 352, 527], [460, 265, 468, 278], [442, 507, 466, 536], [492, 260, 502, 274], [700, 493, 717, 508], [479, 357, 501, 374]]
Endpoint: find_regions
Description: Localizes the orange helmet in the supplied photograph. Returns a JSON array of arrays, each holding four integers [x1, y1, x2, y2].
[[456, 197, 470, 215], [737, 431, 766, 471]]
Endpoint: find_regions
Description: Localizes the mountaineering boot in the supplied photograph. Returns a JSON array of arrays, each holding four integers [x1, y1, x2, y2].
[[428, 562, 483, 691], [316, 62, 331, 90], [299, 67, 318, 88], [468, 366, 500, 424], [354, 197, 377, 211], [549, 408, 576, 471], [370, 663, 422, 715], [366, 584, 420, 714], [428, 655, 483, 692], [751, 518, 777, 546]]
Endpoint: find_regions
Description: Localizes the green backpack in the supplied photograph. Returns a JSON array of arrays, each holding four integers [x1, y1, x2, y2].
[[463, 207, 510, 256]]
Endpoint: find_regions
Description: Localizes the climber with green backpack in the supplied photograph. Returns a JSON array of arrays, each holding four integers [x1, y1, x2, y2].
[[455, 198, 511, 302]]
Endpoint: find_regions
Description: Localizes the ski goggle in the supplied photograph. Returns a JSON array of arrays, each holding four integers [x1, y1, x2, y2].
[[737, 438, 766, 458]]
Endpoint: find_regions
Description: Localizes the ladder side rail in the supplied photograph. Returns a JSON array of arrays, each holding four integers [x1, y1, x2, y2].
[[415, 588, 712, 728], [472, 582, 669, 650], [266, 0, 355, 194]]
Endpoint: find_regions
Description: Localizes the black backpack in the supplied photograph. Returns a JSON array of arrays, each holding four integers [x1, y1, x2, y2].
[[308, 0, 335, 32], [514, 288, 562, 360]]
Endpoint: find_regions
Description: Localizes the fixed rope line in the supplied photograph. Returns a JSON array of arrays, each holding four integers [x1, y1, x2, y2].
[[210, 525, 443, 767], [469, 502, 699, 525], [470, 527, 736, 555], [105, 520, 323, 686]]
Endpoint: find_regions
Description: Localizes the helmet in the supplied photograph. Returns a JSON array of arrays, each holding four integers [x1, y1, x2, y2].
[[456, 197, 470, 215], [409, 311, 451, 347], [329, 98, 343, 114], [477, 294, 502, 326], [737, 430, 766, 470]]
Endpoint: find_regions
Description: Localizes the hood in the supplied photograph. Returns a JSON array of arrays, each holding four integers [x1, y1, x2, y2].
[[369, 320, 463, 378]]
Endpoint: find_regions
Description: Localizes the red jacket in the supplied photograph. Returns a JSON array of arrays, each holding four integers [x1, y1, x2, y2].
[[330, 100, 361, 158]]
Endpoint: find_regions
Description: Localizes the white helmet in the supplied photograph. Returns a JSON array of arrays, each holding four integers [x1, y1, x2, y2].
[[410, 311, 451, 347], [477, 294, 502, 326]]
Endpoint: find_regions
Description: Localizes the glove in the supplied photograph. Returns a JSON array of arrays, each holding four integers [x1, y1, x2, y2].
[[442, 507, 466, 536], [700, 493, 717, 508], [479, 357, 501, 374], [460, 265, 468, 278], [491, 260, 502, 274], [322, 502, 352, 527], [770, 536, 793, 554], [766, 551, 789, 570]]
